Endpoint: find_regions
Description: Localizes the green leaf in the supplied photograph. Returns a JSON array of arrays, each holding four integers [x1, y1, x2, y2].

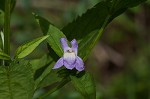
[[15, 35, 49, 58], [36, 69, 63, 89], [32, 56, 71, 97], [36, 68, 71, 89], [30, 54, 54, 90], [70, 72, 96, 99], [37, 68, 74, 98], [0, 51, 11, 60], [30, 54, 53, 73], [78, 30, 100, 60], [34, 60, 55, 89], [30, 54, 57, 90], [0, 59, 34, 99], [33, 14, 66, 57], [32, 56, 71, 94], [29, 54, 69, 92], [62, 0, 147, 60], [39, 78, 70, 98]]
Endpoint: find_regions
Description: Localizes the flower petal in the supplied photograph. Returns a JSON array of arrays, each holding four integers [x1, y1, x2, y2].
[[53, 57, 64, 69], [64, 60, 75, 70], [64, 52, 76, 65], [71, 39, 78, 55], [60, 38, 69, 52], [75, 56, 84, 71]]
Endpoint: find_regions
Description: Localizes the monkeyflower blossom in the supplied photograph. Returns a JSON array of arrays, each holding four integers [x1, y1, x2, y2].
[[53, 38, 84, 71]]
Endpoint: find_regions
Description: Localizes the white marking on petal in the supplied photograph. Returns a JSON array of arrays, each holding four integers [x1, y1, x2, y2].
[[63, 49, 76, 65]]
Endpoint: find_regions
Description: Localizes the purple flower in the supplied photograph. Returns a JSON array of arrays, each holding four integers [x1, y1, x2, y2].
[[53, 38, 84, 71]]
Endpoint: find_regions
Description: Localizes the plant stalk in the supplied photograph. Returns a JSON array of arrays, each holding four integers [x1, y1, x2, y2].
[[4, 0, 11, 65]]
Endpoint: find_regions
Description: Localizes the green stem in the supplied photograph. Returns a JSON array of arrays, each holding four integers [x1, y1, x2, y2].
[[38, 78, 70, 99], [4, 0, 11, 65]]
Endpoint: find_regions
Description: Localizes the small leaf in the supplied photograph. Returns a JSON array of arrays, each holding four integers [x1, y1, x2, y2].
[[0, 59, 34, 99], [15, 35, 49, 58], [70, 72, 96, 99], [0, 51, 11, 60], [34, 14, 66, 57]]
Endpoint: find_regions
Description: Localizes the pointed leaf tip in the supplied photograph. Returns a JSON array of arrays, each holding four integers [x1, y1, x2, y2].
[[0, 51, 11, 60], [15, 35, 49, 59]]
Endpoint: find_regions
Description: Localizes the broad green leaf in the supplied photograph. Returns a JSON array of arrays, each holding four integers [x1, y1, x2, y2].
[[30, 54, 56, 90], [32, 56, 70, 93], [37, 68, 75, 98], [30, 54, 57, 90], [62, 0, 147, 60], [33, 57, 70, 95], [36, 69, 63, 89], [70, 72, 96, 99], [15, 35, 49, 58], [29, 54, 59, 90], [34, 14, 66, 57], [34, 60, 55, 89], [78, 30, 99, 60], [38, 78, 70, 98], [62, 0, 146, 40], [30, 54, 54, 90], [30, 55, 69, 91], [0, 51, 11, 60], [0, 59, 34, 99], [30, 54, 52, 73], [36, 68, 72, 89]]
